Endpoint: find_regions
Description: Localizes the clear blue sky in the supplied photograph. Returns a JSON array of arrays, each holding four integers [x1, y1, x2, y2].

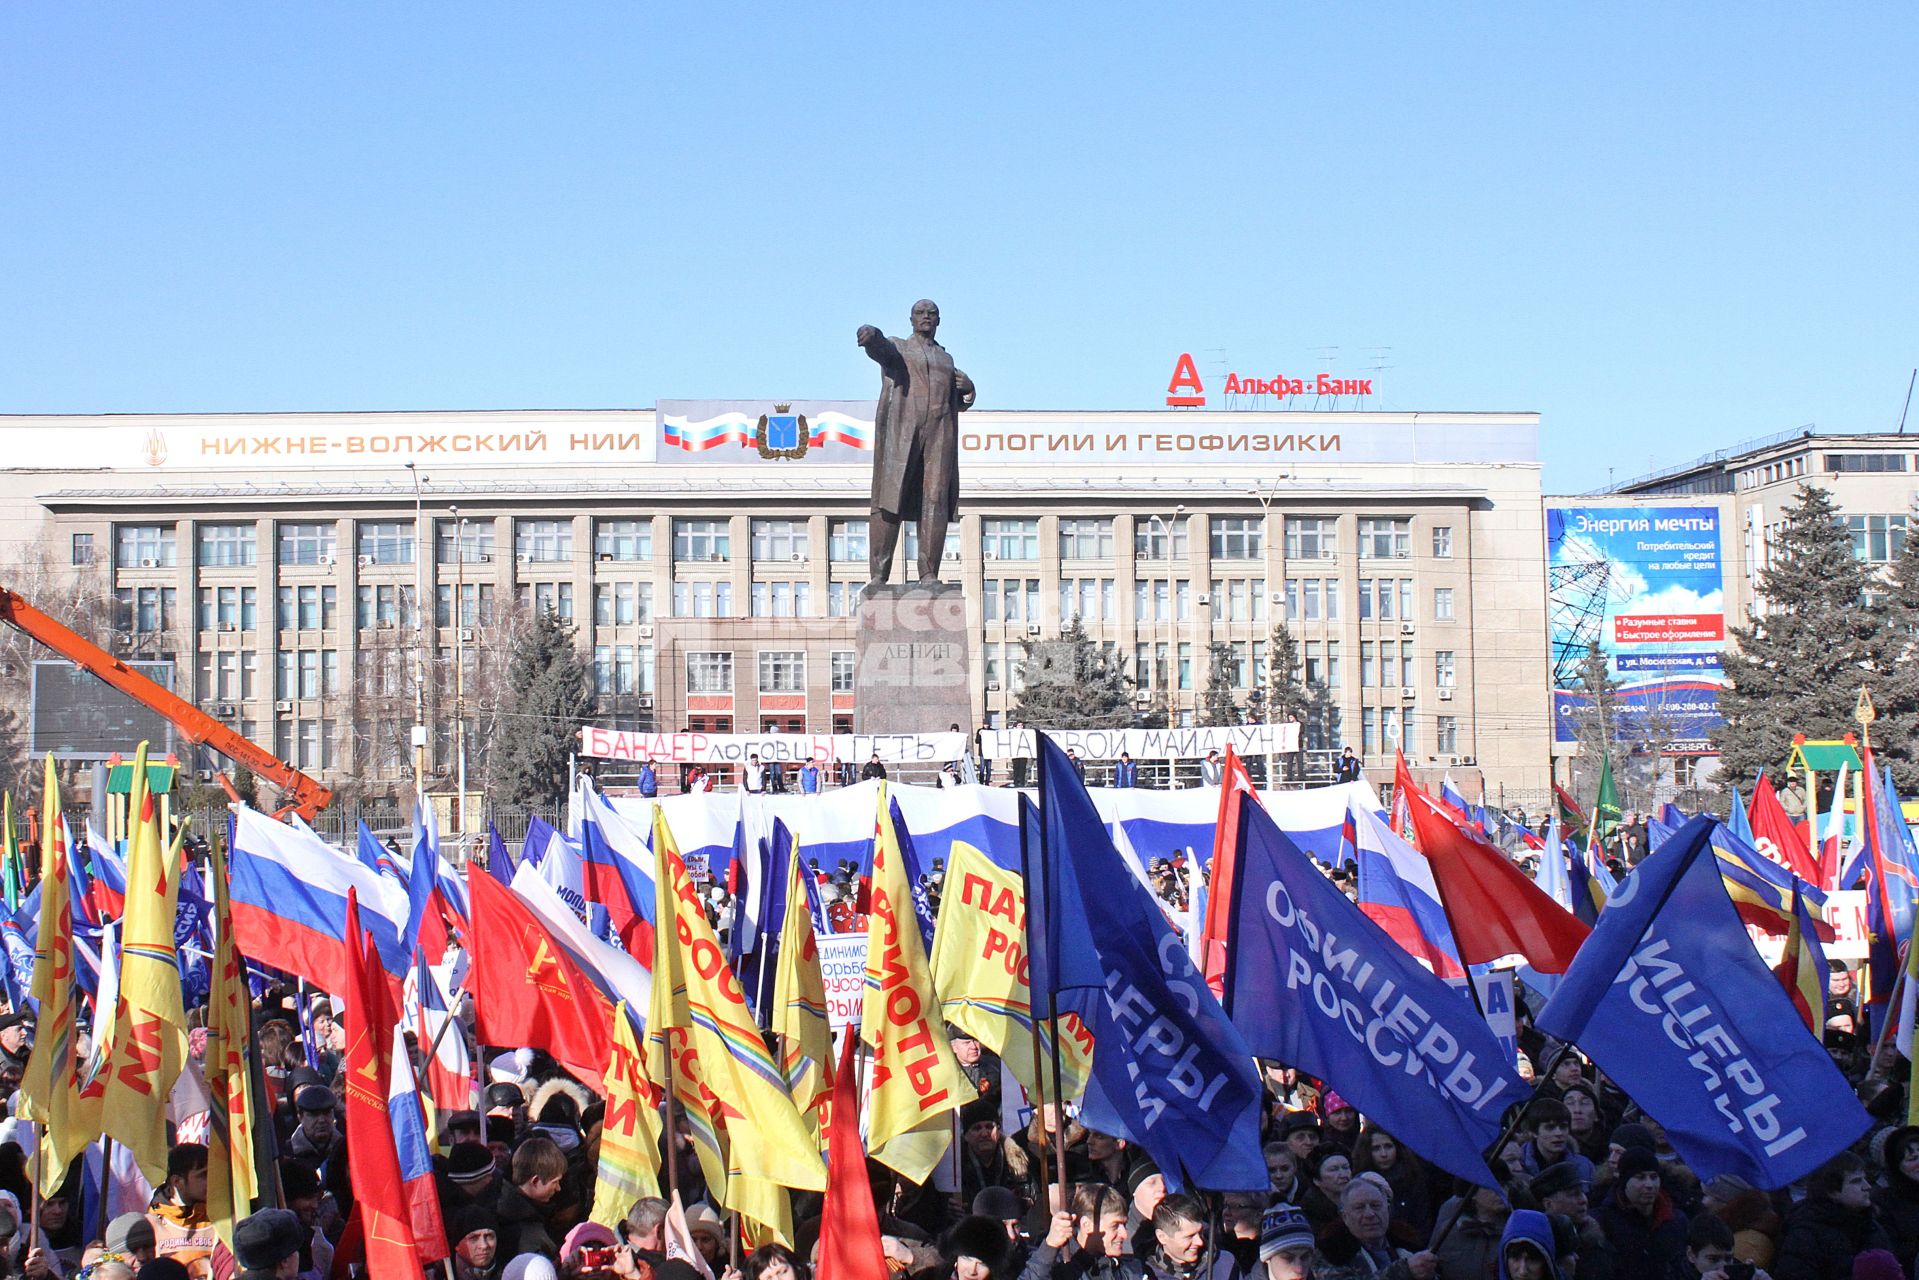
[[3, 4, 1914, 492]]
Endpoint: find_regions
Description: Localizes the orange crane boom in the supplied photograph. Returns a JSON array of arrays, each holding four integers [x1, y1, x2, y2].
[[0, 586, 334, 820]]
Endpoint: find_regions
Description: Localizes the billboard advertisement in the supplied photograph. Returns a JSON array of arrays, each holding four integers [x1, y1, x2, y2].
[[1547, 506, 1727, 753]]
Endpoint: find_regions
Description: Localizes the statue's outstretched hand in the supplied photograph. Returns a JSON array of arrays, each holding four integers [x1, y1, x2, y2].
[[857, 324, 881, 346]]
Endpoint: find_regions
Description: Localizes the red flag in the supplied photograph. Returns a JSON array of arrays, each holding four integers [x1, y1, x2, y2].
[[1200, 746, 1259, 997], [817, 1032, 890, 1280], [1748, 775, 1822, 884], [466, 866, 614, 1085], [1405, 782, 1590, 974], [341, 893, 424, 1279]]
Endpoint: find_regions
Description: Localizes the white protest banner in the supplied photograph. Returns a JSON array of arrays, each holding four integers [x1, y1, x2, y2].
[[977, 722, 1298, 761], [817, 932, 869, 1030], [578, 727, 966, 765]]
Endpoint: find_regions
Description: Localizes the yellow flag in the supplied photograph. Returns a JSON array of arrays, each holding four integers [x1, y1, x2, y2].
[[96, 742, 187, 1187], [204, 837, 259, 1247], [770, 846, 831, 1142], [18, 755, 100, 1186], [861, 784, 975, 1182], [929, 842, 1095, 1103], [651, 809, 825, 1192], [592, 1002, 663, 1227]]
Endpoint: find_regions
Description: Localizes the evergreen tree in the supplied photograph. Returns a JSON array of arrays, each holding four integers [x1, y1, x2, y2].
[[1872, 515, 1919, 790], [1713, 484, 1882, 792], [1201, 642, 1243, 726], [487, 610, 596, 807], [1263, 623, 1312, 782], [1012, 617, 1135, 728]]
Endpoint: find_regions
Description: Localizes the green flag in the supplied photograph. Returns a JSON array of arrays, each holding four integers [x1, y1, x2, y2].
[[1588, 751, 1622, 854]]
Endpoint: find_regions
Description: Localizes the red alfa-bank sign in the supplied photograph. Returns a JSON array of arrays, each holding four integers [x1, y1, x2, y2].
[[1166, 352, 1375, 408]]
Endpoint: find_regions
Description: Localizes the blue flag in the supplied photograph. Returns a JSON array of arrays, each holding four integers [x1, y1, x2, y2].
[[1225, 793, 1521, 1187], [1035, 734, 1266, 1191], [735, 818, 795, 1021], [485, 822, 515, 888], [1538, 815, 1869, 1188]]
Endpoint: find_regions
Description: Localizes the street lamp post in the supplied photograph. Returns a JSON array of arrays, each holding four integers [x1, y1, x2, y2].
[[1147, 506, 1185, 784], [451, 506, 468, 835], [405, 463, 429, 797], [1250, 476, 1287, 784]]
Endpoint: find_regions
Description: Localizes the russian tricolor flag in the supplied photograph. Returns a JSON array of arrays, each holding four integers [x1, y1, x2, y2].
[[571, 779, 657, 954], [1348, 802, 1466, 980], [389, 1009, 448, 1263], [228, 806, 412, 985]]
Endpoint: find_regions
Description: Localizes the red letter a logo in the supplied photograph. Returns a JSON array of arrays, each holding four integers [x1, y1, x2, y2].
[[1166, 352, 1205, 407]]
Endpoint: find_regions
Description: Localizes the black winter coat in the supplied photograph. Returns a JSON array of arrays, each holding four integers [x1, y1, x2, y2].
[[1772, 1197, 1893, 1280]]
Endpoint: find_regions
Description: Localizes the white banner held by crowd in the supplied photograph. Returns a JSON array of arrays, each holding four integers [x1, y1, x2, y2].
[[816, 932, 868, 1030], [977, 722, 1298, 761], [577, 727, 966, 765]]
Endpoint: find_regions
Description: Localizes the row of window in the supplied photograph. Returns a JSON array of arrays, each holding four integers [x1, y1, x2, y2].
[[96, 515, 1457, 570]]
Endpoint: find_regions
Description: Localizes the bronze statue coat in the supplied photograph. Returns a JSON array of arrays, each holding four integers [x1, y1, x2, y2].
[[860, 328, 976, 521]]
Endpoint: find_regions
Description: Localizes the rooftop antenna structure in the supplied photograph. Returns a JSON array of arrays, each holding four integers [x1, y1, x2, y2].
[[1366, 347, 1394, 406], [1311, 345, 1340, 409], [1899, 368, 1916, 434]]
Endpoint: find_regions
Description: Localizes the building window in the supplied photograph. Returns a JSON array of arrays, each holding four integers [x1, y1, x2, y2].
[[1059, 519, 1115, 560], [750, 581, 812, 617], [1435, 650, 1456, 688], [197, 524, 258, 568], [276, 523, 336, 567], [1135, 514, 1189, 561], [671, 581, 735, 618], [983, 579, 1041, 623], [1434, 587, 1455, 621], [1223, 641, 1251, 688], [594, 519, 652, 561], [758, 650, 805, 693], [437, 520, 495, 564], [354, 521, 414, 566], [829, 519, 869, 563], [750, 519, 810, 563], [274, 719, 334, 772], [198, 586, 258, 631], [1059, 578, 1116, 622], [435, 583, 495, 627], [71, 533, 94, 566], [520, 581, 574, 619], [674, 519, 731, 563], [826, 581, 865, 617], [1177, 642, 1193, 691], [276, 585, 337, 631], [356, 584, 415, 629], [515, 519, 572, 563], [115, 586, 177, 635], [595, 582, 652, 625], [1432, 526, 1454, 558], [1358, 518, 1412, 559], [1846, 515, 1909, 564], [1209, 516, 1263, 560], [116, 525, 178, 568], [1436, 715, 1459, 756], [830, 651, 856, 693], [1208, 578, 1266, 623], [1284, 517, 1336, 561], [1136, 579, 1172, 623], [1826, 453, 1909, 473], [686, 651, 734, 694], [276, 649, 340, 700], [982, 519, 1040, 561]]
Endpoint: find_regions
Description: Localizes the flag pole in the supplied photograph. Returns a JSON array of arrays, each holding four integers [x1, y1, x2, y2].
[[1013, 785, 1058, 1207], [1030, 746, 1070, 1197]]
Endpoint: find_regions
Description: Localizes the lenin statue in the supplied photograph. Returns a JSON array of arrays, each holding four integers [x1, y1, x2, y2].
[[857, 300, 976, 588]]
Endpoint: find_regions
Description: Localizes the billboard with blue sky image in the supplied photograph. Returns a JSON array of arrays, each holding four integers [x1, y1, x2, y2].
[[1548, 505, 1728, 753]]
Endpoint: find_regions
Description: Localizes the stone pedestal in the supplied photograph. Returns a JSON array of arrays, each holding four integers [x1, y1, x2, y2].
[[856, 582, 972, 737]]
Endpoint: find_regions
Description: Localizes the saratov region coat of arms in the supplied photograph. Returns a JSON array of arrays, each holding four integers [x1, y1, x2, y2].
[[753, 405, 810, 460]]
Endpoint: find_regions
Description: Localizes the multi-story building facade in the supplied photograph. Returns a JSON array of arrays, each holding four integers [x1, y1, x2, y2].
[[0, 404, 1550, 797], [1547, 428, 1919, 783]]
